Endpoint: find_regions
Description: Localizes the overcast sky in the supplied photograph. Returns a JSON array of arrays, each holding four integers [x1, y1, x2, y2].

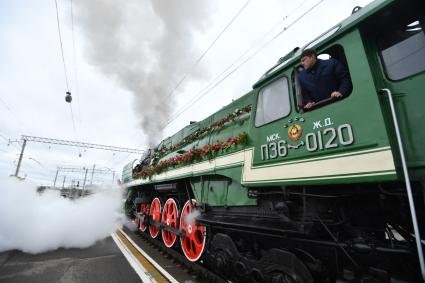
[[0, 0, 374, 186]]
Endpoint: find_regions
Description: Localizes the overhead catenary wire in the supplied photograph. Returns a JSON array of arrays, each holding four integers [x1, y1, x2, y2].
[[54, 0, 71, 91], [163, 0, 321, 129], [69, 104, 79, 142], [165, 0, 320, 127], [0, 94, 33, 133], [11, 153, 56, 183], [70, 0, 84, 136], [0, 96, 12, 112], [17, 154, 53, 172], [0, 133, 11, 144], [21, 135, 145, 154], [0, 133, 22, 151], [111, 152, 140, 173], [165, 0, 252, 100], [54, 0, 80, 142]]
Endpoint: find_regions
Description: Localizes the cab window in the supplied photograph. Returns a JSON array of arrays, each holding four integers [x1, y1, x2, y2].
[[255, 77, 290, 127], [362, 1, 425, 81], [377, 19, 425, 80], [292, 45, 352, 112]]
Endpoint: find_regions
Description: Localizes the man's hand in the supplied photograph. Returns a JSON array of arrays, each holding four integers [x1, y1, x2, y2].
[[330, 91, 343, 98], [304, 102, 315, 109]]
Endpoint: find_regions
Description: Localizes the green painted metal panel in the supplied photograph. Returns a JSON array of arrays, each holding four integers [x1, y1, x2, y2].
[[190, 173, 256, 207]]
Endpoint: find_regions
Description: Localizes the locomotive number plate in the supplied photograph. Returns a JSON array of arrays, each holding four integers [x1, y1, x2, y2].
[[260, 124, 354, 161]]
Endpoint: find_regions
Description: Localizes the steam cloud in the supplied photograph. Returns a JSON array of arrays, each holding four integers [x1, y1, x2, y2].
[[75, 0, 215, 146], [0, 177, 125, 254], [184, 208, 200, 224]]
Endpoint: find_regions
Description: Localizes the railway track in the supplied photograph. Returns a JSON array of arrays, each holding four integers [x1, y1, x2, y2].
[[119, 225, 229, 283]]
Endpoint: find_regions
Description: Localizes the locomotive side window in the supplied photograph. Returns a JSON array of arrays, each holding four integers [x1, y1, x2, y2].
[[255, 77, 290, 127], [377, 19, 425, 80]]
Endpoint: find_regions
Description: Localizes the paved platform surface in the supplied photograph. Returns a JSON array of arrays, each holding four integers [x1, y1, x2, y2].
[[0, 237, 142, 283]]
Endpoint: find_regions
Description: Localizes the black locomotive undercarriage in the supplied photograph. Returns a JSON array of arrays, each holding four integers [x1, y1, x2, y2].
[[125, 180, 424, 283]]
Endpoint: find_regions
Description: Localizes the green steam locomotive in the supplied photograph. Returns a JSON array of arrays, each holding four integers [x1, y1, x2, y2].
[[122, 0, 425, 281]]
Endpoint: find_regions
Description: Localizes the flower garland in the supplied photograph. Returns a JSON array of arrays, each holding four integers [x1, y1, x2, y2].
[[154, 105, 251, 160], [134, 132, 248, 179]]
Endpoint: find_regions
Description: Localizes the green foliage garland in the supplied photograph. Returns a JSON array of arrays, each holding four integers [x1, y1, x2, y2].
[[134, 132, 248, 179], [154, 104, 251, 160]]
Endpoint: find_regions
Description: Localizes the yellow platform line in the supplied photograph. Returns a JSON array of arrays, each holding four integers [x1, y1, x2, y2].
[[115, 230, 169, 283]]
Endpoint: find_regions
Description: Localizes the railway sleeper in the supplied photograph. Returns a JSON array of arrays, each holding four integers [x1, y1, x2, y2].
[[130, 226, 228, 283]]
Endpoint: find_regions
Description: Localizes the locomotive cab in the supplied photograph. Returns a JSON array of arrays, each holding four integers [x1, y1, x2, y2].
[[247, 32, 397, 186]]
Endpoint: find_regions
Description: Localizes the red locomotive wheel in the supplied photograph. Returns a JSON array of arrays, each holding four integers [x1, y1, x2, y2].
[[179, 199, 206, 262], [139, 203, 150, 232], [149, 198, 161, 238], [161, 198, 179, 248]]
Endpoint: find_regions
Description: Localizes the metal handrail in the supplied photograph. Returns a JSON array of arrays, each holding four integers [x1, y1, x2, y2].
[[380, 88, 425, 282]]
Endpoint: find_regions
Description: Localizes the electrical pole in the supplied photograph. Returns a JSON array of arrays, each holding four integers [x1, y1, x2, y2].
[[90, 164, 95, 185], [53, 168, 59, 188], [82, 168, 88, 190], [14, 139, 27, 178]]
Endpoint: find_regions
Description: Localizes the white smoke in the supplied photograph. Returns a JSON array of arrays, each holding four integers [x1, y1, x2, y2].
[[124, 219, 138, 232], [74, 0, 215, 146], [0, 177, 125, 254], [184, 208, 200, 225]]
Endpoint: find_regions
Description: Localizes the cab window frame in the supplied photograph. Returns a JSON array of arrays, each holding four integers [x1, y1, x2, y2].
[[254, 75, 291, 128], [304, 25, 341, 51]]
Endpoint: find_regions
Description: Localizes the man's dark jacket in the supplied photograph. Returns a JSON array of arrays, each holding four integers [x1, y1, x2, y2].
[[298, 58, 352, 103]]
